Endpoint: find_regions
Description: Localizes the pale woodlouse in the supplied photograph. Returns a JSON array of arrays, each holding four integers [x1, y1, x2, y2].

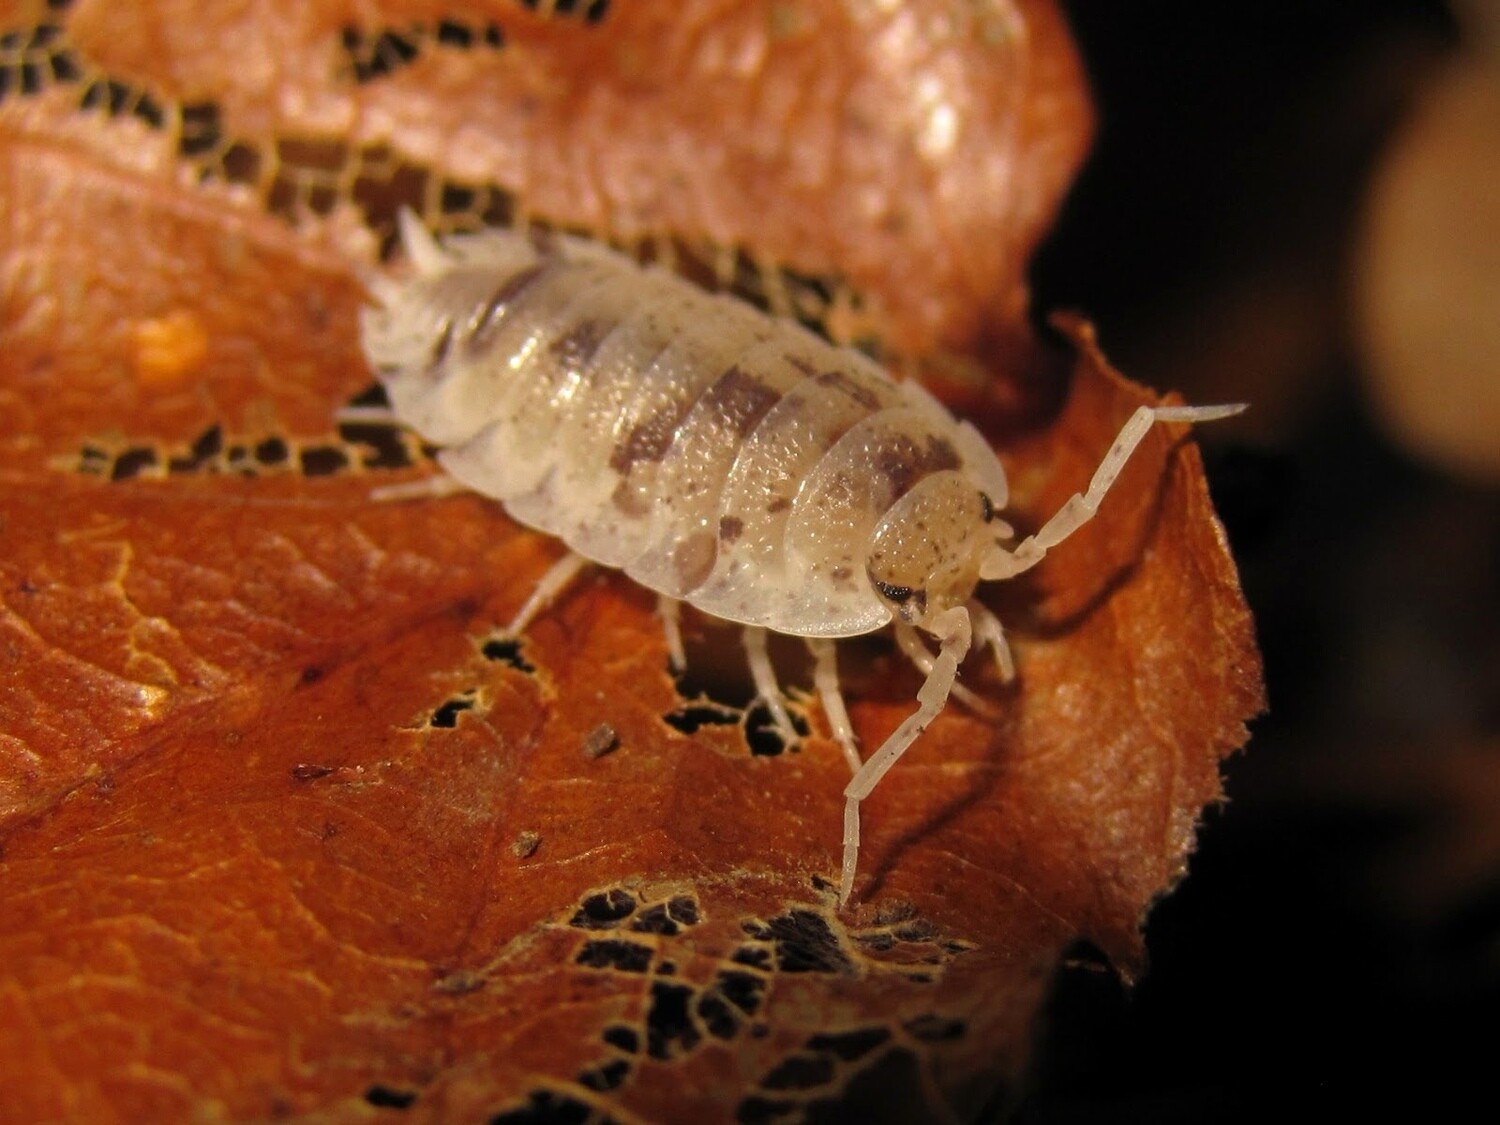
[[358, 213, 1242, 906]]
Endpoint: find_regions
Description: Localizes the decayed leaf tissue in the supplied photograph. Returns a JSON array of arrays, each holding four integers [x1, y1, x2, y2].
[[0, 2, 1262, 1122]]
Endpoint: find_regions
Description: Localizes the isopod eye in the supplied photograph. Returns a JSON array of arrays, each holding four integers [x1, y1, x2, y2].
[[871, 578, 928, 622]]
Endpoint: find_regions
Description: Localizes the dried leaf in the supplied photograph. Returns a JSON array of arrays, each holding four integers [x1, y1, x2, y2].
[[61, 0, 1092, 357], [0, 3, 1260, 1121]]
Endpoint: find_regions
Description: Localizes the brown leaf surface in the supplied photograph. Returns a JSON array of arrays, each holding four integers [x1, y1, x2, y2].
[[0, 5, 1259, 1122], [61, 0, 1092, 357]]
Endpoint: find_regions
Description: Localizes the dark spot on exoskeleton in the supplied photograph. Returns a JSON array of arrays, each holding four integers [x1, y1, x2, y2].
[[468, 263, 546, 351], [980, 491, 996, 522], [666, 895, 701, 926], [874, 433, 961, 499], [548, 316, 613, 369], [815, 368, 882, 410], [719, 516, 744, 543], [783, 352, 818, 376], [290, 763, 335, 782], [611, 398, 694, 474], [576, 939, 653, 973], [766, 495, 791, 514], [699, 365, 785, 438], [829, 565, 852, 585], [610, 477, 652, 518], [672, 531, 717, 591]]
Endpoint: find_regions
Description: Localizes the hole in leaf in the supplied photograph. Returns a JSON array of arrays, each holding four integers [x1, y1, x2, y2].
[[601, 1025, 638, 1054], [428, 694, 476, 729], [110, 446, 158, 481], [568, 887, 636, 929], [575, 939, 652, 973], [481, 637, 535, 674], [299, 445, 349, 477], [644, 981, 701, 1060], [487, 1089, 595, 1125], [805, 1026, 891, 1062], [662, 701, 740, 735], [696, 991, 741, 1040], [744, 700, 809, 757], [902, 1014, 966, 1042], [759, 1052, 836, 1092], [576, 1058, 630, 1092], [715, 970, 766, 1017], [364, 1085, 417, 1109]]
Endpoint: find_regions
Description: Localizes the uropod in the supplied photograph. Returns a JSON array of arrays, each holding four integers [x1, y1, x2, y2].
[[358, 213, 1242, 906]]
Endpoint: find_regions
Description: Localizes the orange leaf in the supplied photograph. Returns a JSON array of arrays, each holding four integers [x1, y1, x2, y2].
[[0, 4, 1259, 1120]]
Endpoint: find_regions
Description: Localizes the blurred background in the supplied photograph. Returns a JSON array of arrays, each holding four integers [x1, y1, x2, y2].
[[1021, 0, 1500, 1117]]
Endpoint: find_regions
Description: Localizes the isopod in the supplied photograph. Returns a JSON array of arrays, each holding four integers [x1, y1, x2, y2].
[[358, 212, 1242, 906]]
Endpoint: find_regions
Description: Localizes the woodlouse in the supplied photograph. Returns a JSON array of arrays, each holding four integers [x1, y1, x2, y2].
[[358, 213, 1242, 906]]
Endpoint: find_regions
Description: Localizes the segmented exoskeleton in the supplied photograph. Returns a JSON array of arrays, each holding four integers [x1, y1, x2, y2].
[[359, 213, 1241, 905]]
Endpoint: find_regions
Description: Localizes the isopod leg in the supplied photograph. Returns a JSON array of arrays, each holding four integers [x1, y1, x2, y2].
[[658, 595, 687, 674], [967, 600, 1016, 684], [334, 404, 400, 426], [742, 626, 799, 748], [840, 607, 972, 906], [982, 403, 1246, 581], [368, 473, 471, 503], [806, 638, 862, 775], [893, 622, 996, 718], [508, 550, 589, 634]]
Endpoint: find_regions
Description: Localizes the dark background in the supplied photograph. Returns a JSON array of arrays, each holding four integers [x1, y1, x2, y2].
[[1020, 1, 1500, 1118]]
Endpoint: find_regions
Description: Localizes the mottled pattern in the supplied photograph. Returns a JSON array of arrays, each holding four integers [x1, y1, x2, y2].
[[361, 223, 1010, 637]]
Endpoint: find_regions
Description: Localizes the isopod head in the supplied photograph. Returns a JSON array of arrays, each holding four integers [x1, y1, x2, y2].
[[865, 470, 1003, 627], [360, 216, 544, 446]]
